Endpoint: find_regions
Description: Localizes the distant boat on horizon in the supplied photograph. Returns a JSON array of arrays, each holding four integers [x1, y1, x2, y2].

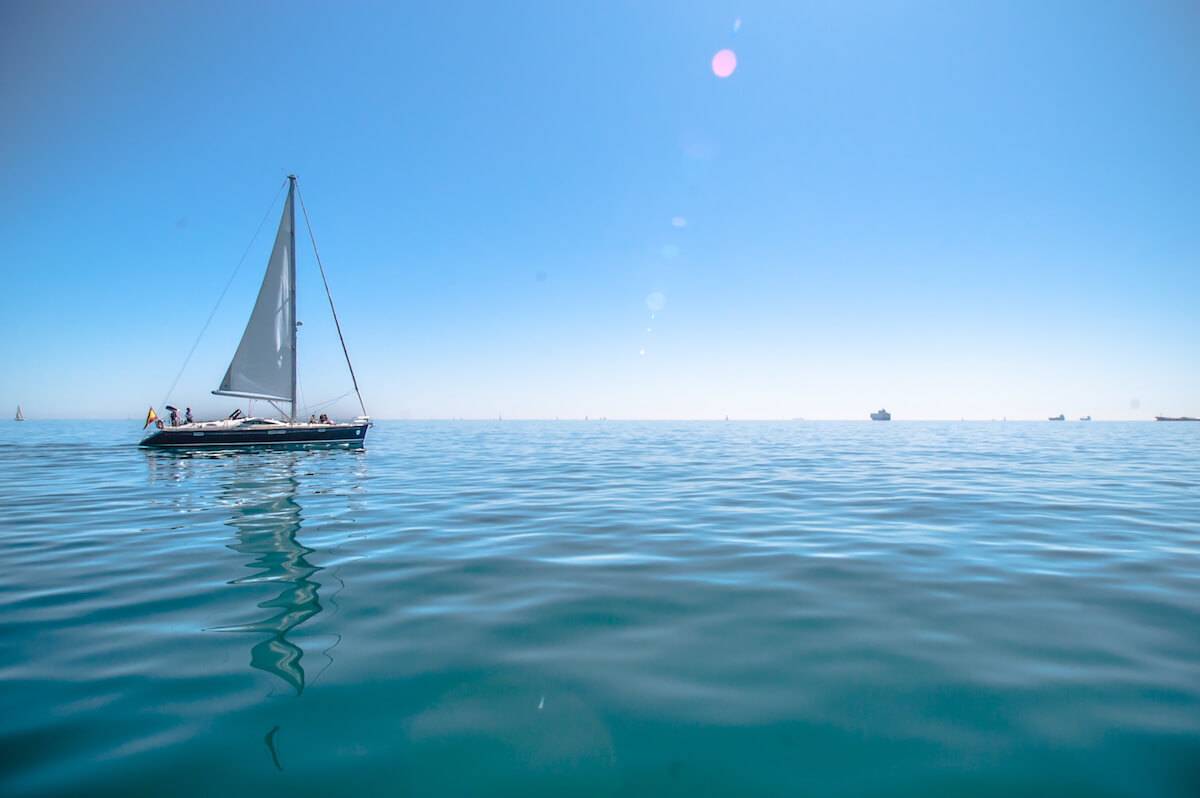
[[1079, 415, 1092, 421], [14, 405, 23, 422], [1155, 416, 1200, 422], [870, 408, 891, 421], [139, 176, 369, 448], [1048, 414, 1065, 421]]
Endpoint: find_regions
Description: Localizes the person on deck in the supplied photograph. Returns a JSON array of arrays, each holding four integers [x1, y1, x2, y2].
[[319, 413, 329, 424], [185, 407, 193, 424], [169, 407, 179, 427], [309, 414, 317, 424]]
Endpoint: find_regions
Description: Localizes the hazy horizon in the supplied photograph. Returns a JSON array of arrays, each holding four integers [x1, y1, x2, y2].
[[5, 415, 1177, 423]]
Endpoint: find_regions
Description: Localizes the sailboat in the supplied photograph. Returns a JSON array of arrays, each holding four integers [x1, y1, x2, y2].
[[14, 405, 23, 422], [140, 176, 369, 448]]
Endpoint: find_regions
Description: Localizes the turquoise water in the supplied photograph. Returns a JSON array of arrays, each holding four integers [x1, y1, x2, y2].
[[2, 421, 1198, 795]]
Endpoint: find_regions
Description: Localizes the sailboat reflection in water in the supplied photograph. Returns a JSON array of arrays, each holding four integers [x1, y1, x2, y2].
[[214, 459, 323, 694]]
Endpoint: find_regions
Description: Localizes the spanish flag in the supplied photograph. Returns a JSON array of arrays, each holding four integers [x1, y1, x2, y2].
[[143, 407, 159, 429]]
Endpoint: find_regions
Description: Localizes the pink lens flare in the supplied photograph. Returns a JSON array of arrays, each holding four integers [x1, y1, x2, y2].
[[711, 49, 737, 78]]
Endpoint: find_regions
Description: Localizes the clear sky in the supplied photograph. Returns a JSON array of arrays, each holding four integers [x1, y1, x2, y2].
[[1, 1, 1197, 420]]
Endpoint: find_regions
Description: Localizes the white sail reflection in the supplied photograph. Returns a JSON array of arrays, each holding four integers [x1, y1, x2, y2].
[[215, 458, 323, 694]]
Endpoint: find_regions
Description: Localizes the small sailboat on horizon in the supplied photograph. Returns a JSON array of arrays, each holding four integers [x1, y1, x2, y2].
[[15, 405, 23, 422], [140, 176, 369, 448]]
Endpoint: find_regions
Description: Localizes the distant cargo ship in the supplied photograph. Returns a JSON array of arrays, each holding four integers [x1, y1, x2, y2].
[[1048, 415, 1065, 421], [1079, 416, 1091, 421], [870, 409, 891, 421], [1155, 416, 1199, 422]]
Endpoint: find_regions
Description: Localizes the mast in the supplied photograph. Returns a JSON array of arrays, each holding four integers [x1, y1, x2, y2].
[[287, 175, 298, 422]]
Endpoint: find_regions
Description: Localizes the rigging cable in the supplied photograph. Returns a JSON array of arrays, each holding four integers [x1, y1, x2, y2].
[[295, 179, 369, 418], [305, 391, 354, 413], [160, 179, 289, 408]]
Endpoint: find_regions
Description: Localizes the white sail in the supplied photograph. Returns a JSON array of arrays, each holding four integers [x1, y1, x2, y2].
[[15, 405, 23, 421], [214, 184, 296, 407]]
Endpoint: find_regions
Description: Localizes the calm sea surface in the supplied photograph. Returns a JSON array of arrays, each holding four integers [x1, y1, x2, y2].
[[1, 421, 1198, 796]]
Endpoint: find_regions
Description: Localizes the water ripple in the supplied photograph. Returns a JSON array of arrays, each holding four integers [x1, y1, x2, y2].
[[1, 421, 1198, 795]]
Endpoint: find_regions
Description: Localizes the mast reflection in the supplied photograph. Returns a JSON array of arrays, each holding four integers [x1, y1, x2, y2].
[[219, 455, 322, 694]]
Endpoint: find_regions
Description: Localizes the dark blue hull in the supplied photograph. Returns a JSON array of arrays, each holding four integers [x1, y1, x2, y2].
[[139, 423, 368, 448]]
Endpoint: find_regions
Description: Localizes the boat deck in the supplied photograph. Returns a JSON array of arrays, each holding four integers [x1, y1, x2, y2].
[[140, 420, 368, 448]]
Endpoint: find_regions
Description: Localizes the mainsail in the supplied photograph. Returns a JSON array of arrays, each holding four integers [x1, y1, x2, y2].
[[15, 405, 23, 421], [214, 179, 297, 412]]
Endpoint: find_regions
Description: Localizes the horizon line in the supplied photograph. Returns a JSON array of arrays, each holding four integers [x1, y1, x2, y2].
[[6, 417, 1173, 423]]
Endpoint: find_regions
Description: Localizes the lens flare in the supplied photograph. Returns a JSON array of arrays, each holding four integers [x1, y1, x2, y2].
[[712, 49, 737, 78], [681, 129, 718, 160], [671, 216, 687, 228]]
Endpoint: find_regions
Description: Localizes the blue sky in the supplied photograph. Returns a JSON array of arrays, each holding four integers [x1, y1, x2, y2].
[[1, 1, 1197, 420]]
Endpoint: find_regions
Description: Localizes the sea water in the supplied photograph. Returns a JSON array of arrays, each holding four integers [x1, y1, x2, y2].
[[1, 421, 1198, 796]]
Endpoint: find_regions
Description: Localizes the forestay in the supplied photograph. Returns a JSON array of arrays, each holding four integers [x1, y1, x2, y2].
[[213, 185, 296, 406]]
